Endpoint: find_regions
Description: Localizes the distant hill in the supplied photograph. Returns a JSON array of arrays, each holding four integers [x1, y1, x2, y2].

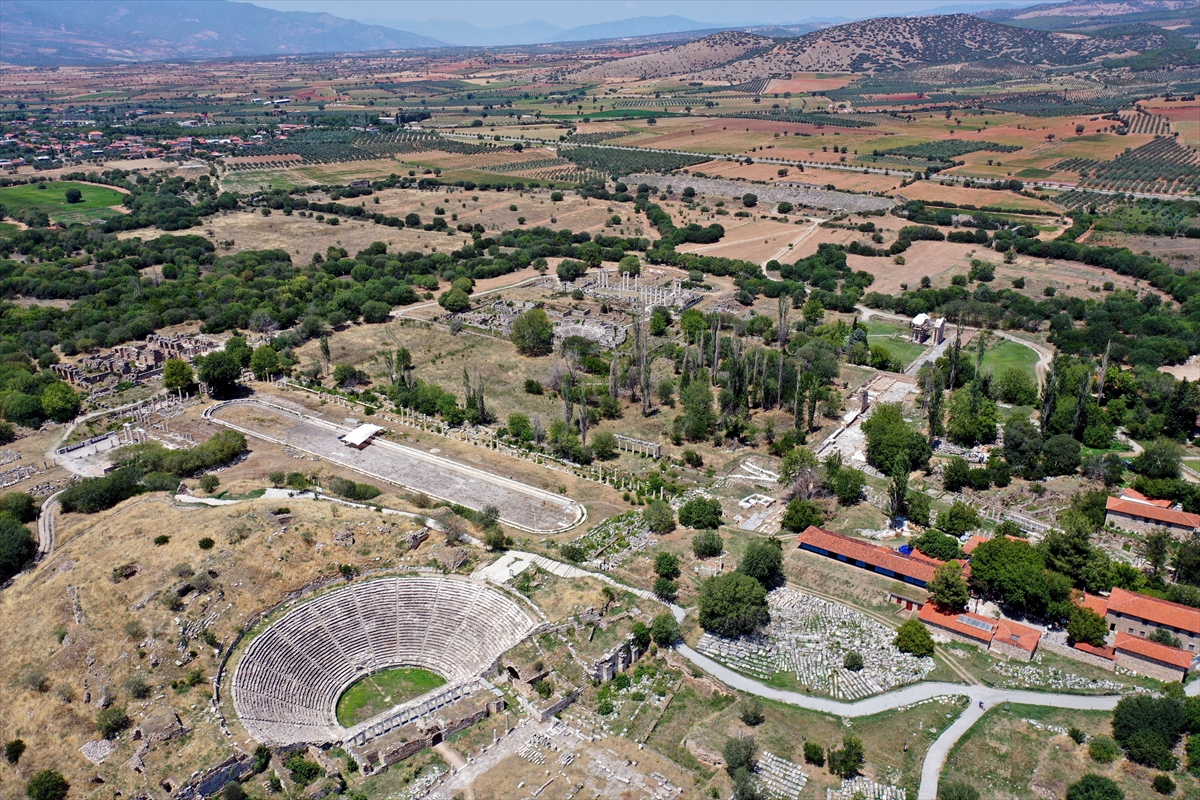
[[596, 13, 1182, 81], [977, 0, 1197, 21], [0, 0, 442, 65], [572, 31, 777, 80]]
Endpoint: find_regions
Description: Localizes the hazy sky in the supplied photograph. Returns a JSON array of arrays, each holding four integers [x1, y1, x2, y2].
[[235, 0, 1047, 29]]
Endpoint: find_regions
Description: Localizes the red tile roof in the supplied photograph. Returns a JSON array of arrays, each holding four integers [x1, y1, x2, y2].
[[1119, 488, 1174, 508], [1079, 594, 1110, 618], [797, 527, 939, 584], [918, 604, 995, 643], [1074, 641, 1116, 660], [1106, 496, 1200, 529], [962, 535, 988, 555], [994, 619, 1042, 653], [1114, 632, 1195, 670], [1108, 588, 1200, 635]]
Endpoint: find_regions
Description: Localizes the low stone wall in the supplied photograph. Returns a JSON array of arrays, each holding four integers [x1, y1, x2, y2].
[[1115, 651, 1187, 682], [990, 639, 1036, 663], [1041, 639, 1117, 672]]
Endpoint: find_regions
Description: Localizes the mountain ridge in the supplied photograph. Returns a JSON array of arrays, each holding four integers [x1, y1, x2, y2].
[[0, 0, 443, 65]]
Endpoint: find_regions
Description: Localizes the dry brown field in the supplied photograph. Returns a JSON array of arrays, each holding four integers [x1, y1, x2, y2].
[[767, 75, 858, 93], [677, 218, 823, 263], [884, 181, 1062, 212], [1087, 232, 1199, 269]]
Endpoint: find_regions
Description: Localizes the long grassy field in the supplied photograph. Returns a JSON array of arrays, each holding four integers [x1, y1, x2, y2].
[[0, 180, 126, 223], [980, 339, 1039, 381], [335, 667, 446, 727]]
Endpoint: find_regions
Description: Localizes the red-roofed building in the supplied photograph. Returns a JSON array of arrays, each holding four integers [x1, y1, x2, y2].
[[1119, 488, 1173, 508], [918, 604, 1041, 661], [1114, 632, 1196, 681], [1105, 495, 1199, 536], [796, 526, 939, 587], [1106, 587, 1200, 652], [1073, 641, 1116, 661]]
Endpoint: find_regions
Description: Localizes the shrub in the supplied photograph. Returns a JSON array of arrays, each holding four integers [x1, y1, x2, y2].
[[1153, 775, 1176, 796], [125, 675, 151, 700], [0, 512, 36, 583], [5, 738, 26, 764], [96, 706, 131, 738], [198, 474, 220, 493], [25, 770, 70, 800], [283, 753, 324, 786], [483, 528, 508, 551], [738, 697, 765, 726], [938, 783, 980, 800], [738, 538, 784, 589], [781, 498, 825, 533], [1069, 726, 1086, 744], [802, 741, 825, 766], [1088, 734, 1121, 763], [828, 734, 865, 778], [198, 537, 215, 550], [654, 551, 681, 580], [559, 543, 585, 562], [523, 379, 544, 394], [643, 500, 676, 534], [843, 651, 864, 671], [154, 534, 170, 545], [222, 784, 247, 800], [597, 699, 614, 715], [1066, 775, 1123, 800], [692, 529, 723, 558]]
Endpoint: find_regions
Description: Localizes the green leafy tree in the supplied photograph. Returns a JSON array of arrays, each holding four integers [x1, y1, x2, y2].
[[929, 561, 970, 610], [653, 576, 678, 603], [1134, 439, 1184, 480], [1141, 529, 1172, 575], [0, 512, 36, 583], [654, 551, 681, 580], [723, 735, 757, 775], [912, 529, 962, 561], [1067, 606, 1109, 647], [739, 538, 784, 589], [861, 403, 930, 474], [590, 431, 617, 460], [631, 621, 651, 651], [943, 456, 971, 492], [679, 498, 722, 529], [832, 467, 866, 505], [438, 287, 470, 313], [698, 572, 769, 637], [1042, 434, 1082, 476], [643, 500, 676, 534], [40, 382, 80, 423], [739, 697, 765, 726], [163, 358, 195, 393], [781, 498, 825, 533], [827, 734, 865, 778], [946, 387, 999, 446], [937, 501, 980, 537], [197, 350, 241, 398], [692, 529, 723, 558], [894, 619, 935, 657], [249, 345, 280, 380], [650, 612, 680, 645], [679, 379, 716, 441], [5, 739, 25, 765], [511, 308, 554, 357], [96, 706, 130, 738]]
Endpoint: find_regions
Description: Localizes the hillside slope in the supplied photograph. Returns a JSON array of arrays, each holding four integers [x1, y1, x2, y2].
[[0, 0, 442, 65], [572, 31, 775, 80], [683, 13, 1179, 79], [978, 0, 1197, 21]]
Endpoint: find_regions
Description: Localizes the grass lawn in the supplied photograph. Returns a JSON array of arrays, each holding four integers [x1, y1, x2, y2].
[[864, 320, 927, 369], [0, 222, 20, 236], [0, 181, 126, 223], [335, 667, 446, 727], [980, 339, 1039, 382]]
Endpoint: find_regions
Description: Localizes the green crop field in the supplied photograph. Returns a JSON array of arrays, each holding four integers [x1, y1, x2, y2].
[[980, 339, 1039, 381], [0, 181, 127, 223], [335, 667, 446, 727]]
